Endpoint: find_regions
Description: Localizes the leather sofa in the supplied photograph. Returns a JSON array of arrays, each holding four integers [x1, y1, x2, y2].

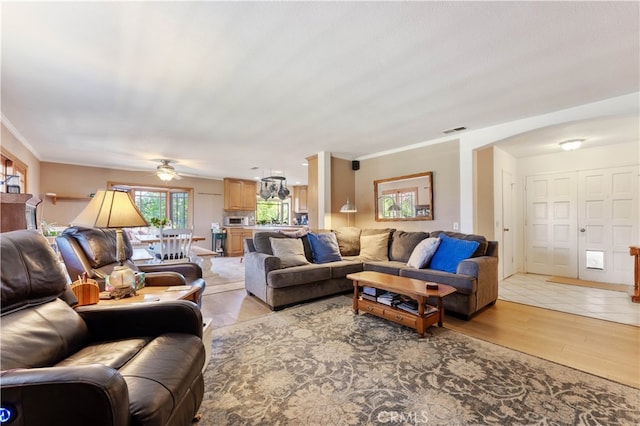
[[56, 226, 206, 306], [244, 228, 498, 319], [0, 230, 205, 426]]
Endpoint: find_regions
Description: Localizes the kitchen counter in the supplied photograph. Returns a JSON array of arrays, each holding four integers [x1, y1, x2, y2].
[[242, 225, 308, 232]]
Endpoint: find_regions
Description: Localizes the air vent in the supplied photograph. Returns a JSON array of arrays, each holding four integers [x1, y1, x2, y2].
[[443, 126, 467, 134]]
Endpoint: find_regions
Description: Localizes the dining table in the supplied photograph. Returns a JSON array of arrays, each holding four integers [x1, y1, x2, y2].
[[135, 234, 206, 244]]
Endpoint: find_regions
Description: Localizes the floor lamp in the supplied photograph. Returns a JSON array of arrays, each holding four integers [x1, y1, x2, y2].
[[339, 198, 357, 226], [71, 189, 149, 297]]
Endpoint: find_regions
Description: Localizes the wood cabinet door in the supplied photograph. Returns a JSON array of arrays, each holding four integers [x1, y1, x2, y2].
[[226, 230, 244, 256], [294, 186, 308, 213], [242, 181, 257, 210], [225, 179, 244, 210]]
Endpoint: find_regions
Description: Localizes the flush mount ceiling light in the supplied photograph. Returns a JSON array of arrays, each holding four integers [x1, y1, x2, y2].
[[559, 139, 584, 151]]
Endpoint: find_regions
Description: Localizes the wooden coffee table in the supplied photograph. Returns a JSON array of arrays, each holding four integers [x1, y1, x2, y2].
[[347, 271, 456, 337], [98, 285, 200, 305]]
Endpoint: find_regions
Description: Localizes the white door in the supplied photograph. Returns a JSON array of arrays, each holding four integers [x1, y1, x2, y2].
[[525, 172, 578, 277], [577, 166, 638, 284], [502, 170, 515, 278]]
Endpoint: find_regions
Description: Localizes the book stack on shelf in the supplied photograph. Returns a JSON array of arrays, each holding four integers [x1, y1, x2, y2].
[[376, 291, 400, 306], [361, 286, 385, 302]]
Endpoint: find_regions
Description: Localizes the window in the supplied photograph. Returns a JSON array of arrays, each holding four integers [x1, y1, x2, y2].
[[256, 198, 290, 225], [381, 187, 417, 219], [110, 183, 190, 228]]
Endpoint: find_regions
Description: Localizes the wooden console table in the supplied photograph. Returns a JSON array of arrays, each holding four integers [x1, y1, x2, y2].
[[347, 271, 456, 337], [630, 246, 640, 303]]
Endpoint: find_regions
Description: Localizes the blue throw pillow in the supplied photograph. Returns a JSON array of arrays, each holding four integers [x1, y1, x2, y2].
[[429, 233, 480, 273], [307, 232, 343, 264]]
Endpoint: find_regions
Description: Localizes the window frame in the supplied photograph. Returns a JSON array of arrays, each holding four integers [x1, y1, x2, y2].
[[108, 181, 193, 228]]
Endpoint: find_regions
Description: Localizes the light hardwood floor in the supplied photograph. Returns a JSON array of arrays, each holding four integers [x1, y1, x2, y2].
[[202, 289, 640, 389]]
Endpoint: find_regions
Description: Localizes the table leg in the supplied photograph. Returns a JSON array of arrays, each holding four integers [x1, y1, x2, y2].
[[352, 282, 360, 314], [437, 296, 444, 327]]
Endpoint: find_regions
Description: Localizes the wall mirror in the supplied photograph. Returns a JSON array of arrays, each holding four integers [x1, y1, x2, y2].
[[374, 171, 433, 221]]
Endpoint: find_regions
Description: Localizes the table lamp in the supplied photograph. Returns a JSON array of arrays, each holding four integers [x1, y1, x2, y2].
[[71, 189, 149, 297]]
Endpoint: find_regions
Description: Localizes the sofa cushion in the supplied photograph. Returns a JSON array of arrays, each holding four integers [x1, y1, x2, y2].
[[363, 260, 406, 275], [269, 237, 310, 268], [254, 232, 286, 254], [308, 232, 343, 263], [389, 230, 429, 262], [430, 231, 488, 258], [56, 337, 152, 370], [255, 231, 313, 262], [63, 227, 133, 268], [399, 267, 477, 295], [119, 333, 205, 426], [328, 260, 364, 279], [359, 232, 390, 261], [429, 233, 480, 273], [407, 237, 441, 268], [268, 264, 332, 289], [333, 227, 361, 256]]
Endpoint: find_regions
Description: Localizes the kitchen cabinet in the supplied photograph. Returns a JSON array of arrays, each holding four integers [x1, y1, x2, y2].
[[225, 227, 253, 257], [224, 178, 257, 211], [293, 185, 308, 213]]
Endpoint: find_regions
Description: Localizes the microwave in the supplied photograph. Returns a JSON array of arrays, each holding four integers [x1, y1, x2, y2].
[[224, 216, 249, 226]]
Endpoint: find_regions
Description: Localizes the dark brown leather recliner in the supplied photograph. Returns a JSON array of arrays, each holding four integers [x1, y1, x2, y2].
[[56, 226, 206, 306], [0, 230, 205, 426]]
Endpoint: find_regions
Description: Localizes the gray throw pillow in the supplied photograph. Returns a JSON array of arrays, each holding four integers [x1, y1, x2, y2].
[[269, 237, 310, 268], [407, 237, 441, 268]]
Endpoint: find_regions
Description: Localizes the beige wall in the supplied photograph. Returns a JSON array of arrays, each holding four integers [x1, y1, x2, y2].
[[39, 162, 224, 249], [475, 146, 494, 239], [1, 123, 41, 197], [330, 157, 356, 228], [306, 155, 318, 228], [355, 140, 460, 232]]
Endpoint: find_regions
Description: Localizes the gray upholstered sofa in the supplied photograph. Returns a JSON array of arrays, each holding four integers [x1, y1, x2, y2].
[[244, 227, 498, 319]]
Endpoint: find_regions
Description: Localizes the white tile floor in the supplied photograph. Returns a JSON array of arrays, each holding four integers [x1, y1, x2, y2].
[[499, 273, 640, 326]]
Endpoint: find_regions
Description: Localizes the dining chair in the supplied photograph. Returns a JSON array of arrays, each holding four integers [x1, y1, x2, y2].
[[156, 227, 194, 262]]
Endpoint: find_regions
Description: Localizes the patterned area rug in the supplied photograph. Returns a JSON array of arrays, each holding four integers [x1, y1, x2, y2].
[[200, 296, 639, 425]]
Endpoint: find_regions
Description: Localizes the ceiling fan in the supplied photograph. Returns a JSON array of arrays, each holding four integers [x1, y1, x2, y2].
[[155, 160, 182, 181]]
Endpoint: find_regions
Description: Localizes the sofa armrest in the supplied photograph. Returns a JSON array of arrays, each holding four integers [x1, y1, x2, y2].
[[0, 364, 129, 426], [76, 300, 203, 340], [244, 252, 281, 301], [458, 255, 499, 308], [143, 271, 187, 286], [138, 262, 203, 281]]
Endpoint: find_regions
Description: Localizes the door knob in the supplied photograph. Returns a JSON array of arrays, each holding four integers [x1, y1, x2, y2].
[[503, 228, 509, 232], [580, 228, 586, 232]]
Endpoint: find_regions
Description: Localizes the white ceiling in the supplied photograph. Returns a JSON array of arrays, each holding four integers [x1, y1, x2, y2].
[[2, 2, 639, 185]]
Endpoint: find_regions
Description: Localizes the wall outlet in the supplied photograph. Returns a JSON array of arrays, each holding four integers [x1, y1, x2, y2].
[[453, 222, 459, 230]]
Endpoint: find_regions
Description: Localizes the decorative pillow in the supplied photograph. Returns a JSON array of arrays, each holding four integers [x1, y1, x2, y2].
[[429, 233, 480, 273], [406, 237, 441, 269], [307, 232, 343, 264], [359, 232, 390, 261], [269, 237, 310, 268], [389, 230, 429, 262], [429, 231, 488, 258], [254, 232, 286, 254], [334, 227, 361, 256]]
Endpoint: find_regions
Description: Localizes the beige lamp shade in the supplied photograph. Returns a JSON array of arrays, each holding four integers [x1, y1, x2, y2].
[[71, 190, 149, 229]]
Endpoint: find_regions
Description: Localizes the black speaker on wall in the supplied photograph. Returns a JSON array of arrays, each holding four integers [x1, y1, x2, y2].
[[352, 160, 360, 171]]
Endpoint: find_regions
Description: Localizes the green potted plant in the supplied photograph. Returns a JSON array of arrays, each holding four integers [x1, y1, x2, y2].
[[149, 217, 169, 228]]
